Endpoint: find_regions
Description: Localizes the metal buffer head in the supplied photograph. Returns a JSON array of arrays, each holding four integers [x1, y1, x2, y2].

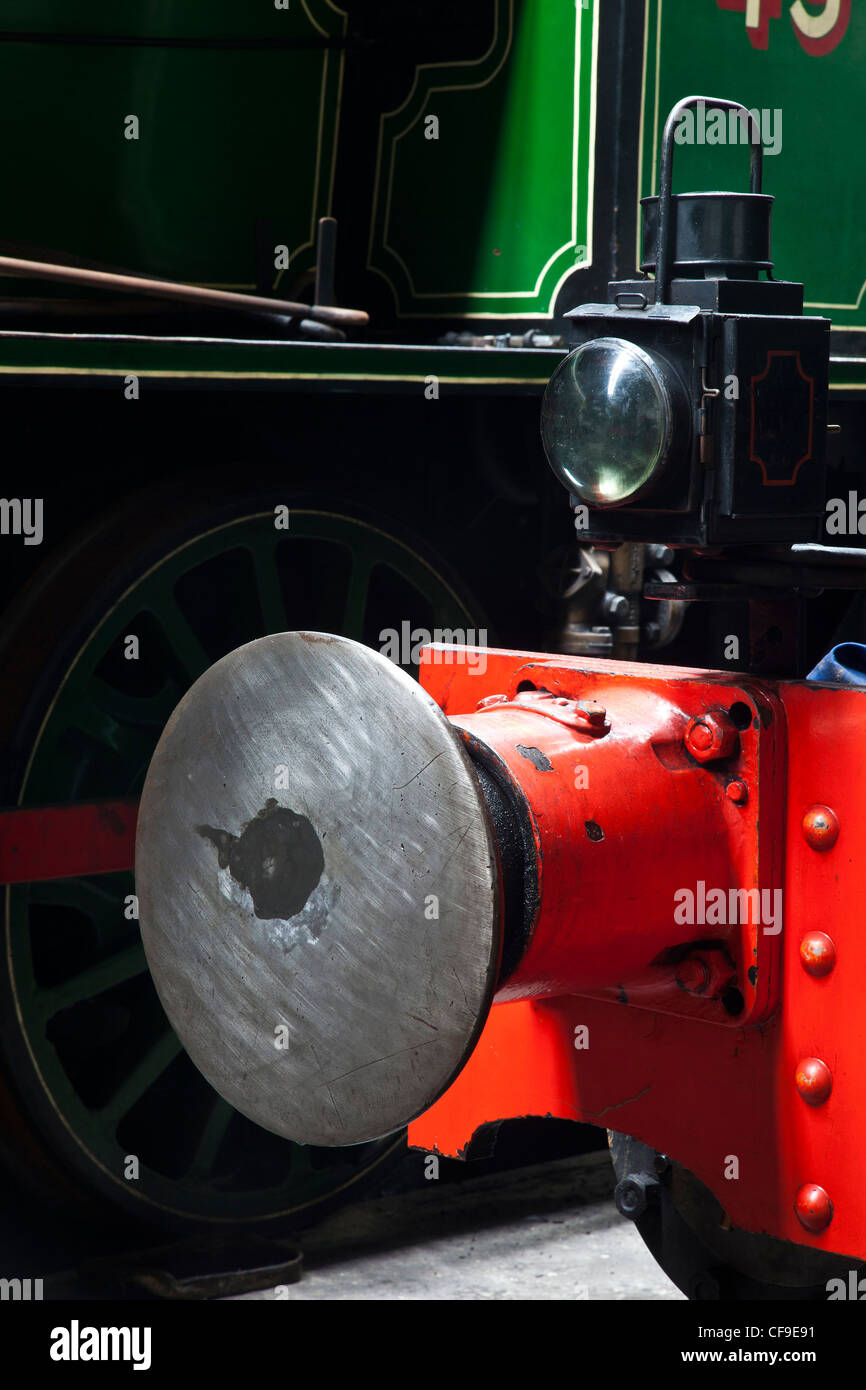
[[135, 633, 502, 1147], [136, 635, 780, 1150]]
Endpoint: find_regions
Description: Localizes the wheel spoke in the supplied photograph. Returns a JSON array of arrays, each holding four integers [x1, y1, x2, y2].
[[432, 605, 471, 634], [88, 676, 182, 731], [248, 543, 287, 636], [148, 594, 212, 680], [185, 1095, 235, 1180], [35, 942, 148, 1020], [287, 1143, 313, 1176], [65, 697, 154, 764], [97, 1030, 183, 1134], [341, 552, 373, 639], [27, 875, 120, 917]]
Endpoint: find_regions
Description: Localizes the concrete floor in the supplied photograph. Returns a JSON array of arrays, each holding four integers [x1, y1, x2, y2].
[[0, 1143, 683, 1299], [230, 1153, 684, 1301]]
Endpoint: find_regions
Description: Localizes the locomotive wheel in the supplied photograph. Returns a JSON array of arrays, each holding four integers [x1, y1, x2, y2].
[[0, 485, 484, 1230], [610, 1132, 866, 1300]]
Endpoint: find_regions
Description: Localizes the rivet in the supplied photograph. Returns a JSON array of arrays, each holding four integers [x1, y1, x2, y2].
[[802, 805, 839, 851], [725, 780, 749, 805], [794, 1182, 833, 1232], [794, 1058, 833, 1106], [800, 931, 837, 977]]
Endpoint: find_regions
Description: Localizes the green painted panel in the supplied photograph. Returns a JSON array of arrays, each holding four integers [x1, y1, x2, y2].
[[639, 1, 866, 333], [0, 4, 346, 287], [368, 0, 599, 319]]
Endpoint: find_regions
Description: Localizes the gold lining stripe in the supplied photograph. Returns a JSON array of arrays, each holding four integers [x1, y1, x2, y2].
[[0, 365, 550, 384]]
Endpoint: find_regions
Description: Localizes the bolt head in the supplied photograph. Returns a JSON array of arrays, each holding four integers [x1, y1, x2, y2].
[[614, 1172, 660, 1220], [646, 543, 674, 567], [676, 958, 711, 994], [725, 780, 749, 805], [795, 1182, 833, 1233], [685, 712, 739, 763], [800, 931, 837, 977], [607, 594, 630, 621], [802, 805, 839, 851], [794, 1058, 833, 1106], [575, 700, 607, 726], [689, 1271, 721, 1301]]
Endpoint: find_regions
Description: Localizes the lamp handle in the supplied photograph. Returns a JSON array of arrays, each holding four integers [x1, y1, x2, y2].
[[656, 96, 763, 305]]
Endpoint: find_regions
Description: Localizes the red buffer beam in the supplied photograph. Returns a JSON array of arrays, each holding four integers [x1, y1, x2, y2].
[[0, 800, 138, 884]]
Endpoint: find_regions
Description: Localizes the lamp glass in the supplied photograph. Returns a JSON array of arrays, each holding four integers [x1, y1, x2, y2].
[[541, 338, 672, 506]]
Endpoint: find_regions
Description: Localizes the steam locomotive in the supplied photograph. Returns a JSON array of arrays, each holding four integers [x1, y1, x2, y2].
[[1, 1, 865, 1301]]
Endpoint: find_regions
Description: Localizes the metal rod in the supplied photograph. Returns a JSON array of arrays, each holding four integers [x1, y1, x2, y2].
[[0, 254, 368, 327], [315, 218, 338, 309]]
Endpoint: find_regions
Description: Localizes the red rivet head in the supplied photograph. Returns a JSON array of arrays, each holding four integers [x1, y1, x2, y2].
[[802, 805, 839, 851], [795, 1183, 833, 1232], [794, 1058, 833, 1106], [800, 931, 837, 977], [725, 780, 749, 805]]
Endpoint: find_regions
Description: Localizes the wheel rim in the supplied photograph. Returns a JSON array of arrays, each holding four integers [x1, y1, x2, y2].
[[4, 507, 478, 1225]]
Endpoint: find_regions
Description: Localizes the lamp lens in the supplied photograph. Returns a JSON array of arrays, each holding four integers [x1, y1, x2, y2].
[[541, 338, 672, 506]]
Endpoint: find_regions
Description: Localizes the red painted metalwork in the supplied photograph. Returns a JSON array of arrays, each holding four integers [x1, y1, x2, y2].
[[0, 800, 138, 883], [3, 643, 864, 1264], [408, 645, 866, 1263], [446, 648, 784, 1023]]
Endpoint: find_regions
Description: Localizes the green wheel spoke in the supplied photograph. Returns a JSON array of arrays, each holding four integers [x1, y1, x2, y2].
[[287, 1143, 313, 1176], [28, 876, 120, 918], [148, 595, 212, 681], [341, 552, 373, 639], [185, 1095, 235, 1180], [88, 676, 182, 731], [66, 698, 154, 764], [97, 1030, 183, 1134], [25, 876, 131, 959], [432, 605, 469, 634], [248, 542, 287, 636], [35, 942, 147, 1020]]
